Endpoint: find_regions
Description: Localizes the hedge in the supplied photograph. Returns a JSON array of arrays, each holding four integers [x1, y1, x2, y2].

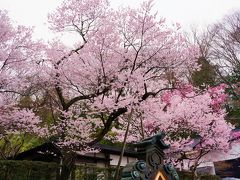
[[0, 160, 59, 180], [73, 165, 116, 180], [0, 160, 221, 180], [178, 171, 221, 180], [0, 160, 116, 180]]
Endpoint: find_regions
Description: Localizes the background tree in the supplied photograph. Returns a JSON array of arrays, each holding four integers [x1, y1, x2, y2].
[[190, 57, 217, 89], [186, 27, 219, 89], [200, 11, 240, 126], [185, 13, 240, 127]]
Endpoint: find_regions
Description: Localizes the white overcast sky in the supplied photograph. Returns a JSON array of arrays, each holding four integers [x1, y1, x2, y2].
[[0, 0, 240, 45]]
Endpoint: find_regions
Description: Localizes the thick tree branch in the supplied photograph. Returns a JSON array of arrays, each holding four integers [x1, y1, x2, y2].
[[88, 87, 176, 145], [141, 87, 175, 101], [88, 107, 128, 146], [55, 86, 67, 111], [66, 87, 110, 109]]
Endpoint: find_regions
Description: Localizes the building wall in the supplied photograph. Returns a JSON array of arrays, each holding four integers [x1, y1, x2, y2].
[[75, 152, 137, 168], [181, 141, 240, 175], [202, 142, 240, 162], [109, 154, 136, 166]]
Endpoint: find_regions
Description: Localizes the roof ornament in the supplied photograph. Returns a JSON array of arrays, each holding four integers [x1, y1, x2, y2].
[[121, 132, 179, 180]]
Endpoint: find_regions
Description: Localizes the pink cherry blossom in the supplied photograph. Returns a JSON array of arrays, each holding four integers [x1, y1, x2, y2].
[[0, 0, 233, 160]]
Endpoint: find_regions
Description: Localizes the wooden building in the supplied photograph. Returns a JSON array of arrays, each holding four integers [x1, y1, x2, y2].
[[14, 142, 138, 168]]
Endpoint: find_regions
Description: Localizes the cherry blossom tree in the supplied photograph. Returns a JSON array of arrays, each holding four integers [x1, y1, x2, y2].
[[45, 1, 233, 178], [45, 0, 198, 145], [0, 10, 48, 159], [110, 84, 232, 175], [0, 0, 233, 179]]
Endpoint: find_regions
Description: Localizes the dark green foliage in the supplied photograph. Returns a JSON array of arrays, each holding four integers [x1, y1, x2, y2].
[[73, 165, 116, 180], [178, 171, 221, 180], [0, 160, 117, 180], [0, 160, 222, 180], [225, 67, 240, 127], [225, 66, 240, 99], [191, 57, 217, 89], [226, 108, 240, 127], [0, 134, 44, 160], [0, 160, 59, 180]]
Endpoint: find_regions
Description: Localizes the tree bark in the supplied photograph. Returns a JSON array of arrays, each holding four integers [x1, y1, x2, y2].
[[57, 152, 76, 180], [114, 109, 133, 180]]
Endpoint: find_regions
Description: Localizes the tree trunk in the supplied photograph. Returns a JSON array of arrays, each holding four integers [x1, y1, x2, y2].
[[193, 171, 200, 180], [57, 152, 76, 180], [191, 165, 200, 180], [114, 109, 133, 180]]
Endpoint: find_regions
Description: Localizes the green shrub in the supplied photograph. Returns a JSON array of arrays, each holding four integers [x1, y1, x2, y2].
[[0, 160, 59, 180], [178, 171, 221, 180], [0, 160, 222, 180], [73, 165, 116, 180], [0, 160, 117, 180]]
